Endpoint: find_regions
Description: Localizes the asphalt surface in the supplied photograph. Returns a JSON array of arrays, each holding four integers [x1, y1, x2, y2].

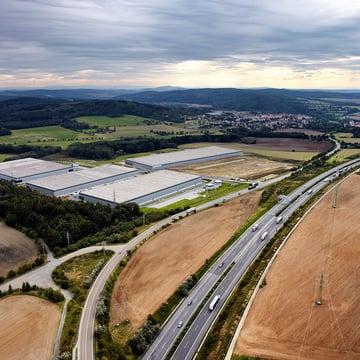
[[143, 158, 360, 360]]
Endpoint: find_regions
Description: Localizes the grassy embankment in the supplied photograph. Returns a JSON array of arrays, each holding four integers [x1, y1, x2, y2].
[[143, 182, 249, 213], [52, 251, 113, 357]]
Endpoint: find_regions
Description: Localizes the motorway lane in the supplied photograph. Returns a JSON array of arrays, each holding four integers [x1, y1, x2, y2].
[[144, 158, 360, 360]]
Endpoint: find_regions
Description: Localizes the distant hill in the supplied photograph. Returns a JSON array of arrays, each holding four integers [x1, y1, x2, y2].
[[0, 86, 186, 101], [117, 88, 360, 112], [0, 97, 189, 129]]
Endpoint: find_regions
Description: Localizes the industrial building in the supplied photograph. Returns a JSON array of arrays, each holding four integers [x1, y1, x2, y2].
[[125, 146, 243, 171], [26, 164, 138, 197], [0, 157, 74, 183], [79, 170, 202, 206]]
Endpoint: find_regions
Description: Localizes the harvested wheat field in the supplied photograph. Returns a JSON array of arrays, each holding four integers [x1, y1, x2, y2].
[[179, 155, 292, 180], [111, 191, 261, 328], [0, 222, 38, 277], [0, 295, 61, 360], [235, 173, 360, 360]]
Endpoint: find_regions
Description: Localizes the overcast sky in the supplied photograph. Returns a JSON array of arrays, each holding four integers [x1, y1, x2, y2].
[[0, 0, 359, 89]]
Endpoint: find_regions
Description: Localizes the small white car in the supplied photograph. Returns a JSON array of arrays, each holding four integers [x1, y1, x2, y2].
[[177, 321, 183, 328]]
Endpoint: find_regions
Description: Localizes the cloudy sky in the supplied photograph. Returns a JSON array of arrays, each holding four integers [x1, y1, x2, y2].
[[0, 0, 359, 89]]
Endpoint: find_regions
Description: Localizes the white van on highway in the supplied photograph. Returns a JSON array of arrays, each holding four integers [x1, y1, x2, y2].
[[260, 232, 268, 241]]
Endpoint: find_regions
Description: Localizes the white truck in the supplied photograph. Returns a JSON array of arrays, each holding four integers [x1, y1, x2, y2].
[[209, 295, 221, 311], [276, 216, 283, 224], [260, 232, 268, 241]]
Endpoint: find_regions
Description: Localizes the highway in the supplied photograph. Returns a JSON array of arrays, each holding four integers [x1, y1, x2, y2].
[[143, 158, 360, 360], [74, 173, 289, 360]]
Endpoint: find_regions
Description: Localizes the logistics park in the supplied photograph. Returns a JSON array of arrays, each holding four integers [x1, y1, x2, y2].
[[0, 146, 244, 207]]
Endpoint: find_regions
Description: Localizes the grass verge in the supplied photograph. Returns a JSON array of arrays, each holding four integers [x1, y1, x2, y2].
[[52, 250, 113, 357]]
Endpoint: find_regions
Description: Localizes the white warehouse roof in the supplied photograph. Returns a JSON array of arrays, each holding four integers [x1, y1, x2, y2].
[[125, 146, 242, 170], [27, 164, 138, 193], [0, 157, 72, 182], [80, 170, 202, 205]]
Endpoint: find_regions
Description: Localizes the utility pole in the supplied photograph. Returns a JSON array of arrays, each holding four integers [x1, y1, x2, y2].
[[315, 272, 324, 305], [332, 185, 339, 208], [125, 293, 128, 322]]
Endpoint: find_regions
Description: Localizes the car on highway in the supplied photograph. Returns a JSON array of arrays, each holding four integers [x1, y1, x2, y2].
[[276, 216, 283, 224], [187, 300, 193, 306], [307, 189, 313, 195], [219, 261, 225, 268], [177, 321, 183, 328], [260, 231, 268, 241], [252, 224, 259, 232]]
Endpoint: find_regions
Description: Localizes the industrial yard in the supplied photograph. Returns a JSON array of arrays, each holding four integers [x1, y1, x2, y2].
[[0, 222, 38, 277], [235, 173, 360, 360], [110, 191, 261, 329], [0, 295, 61, 360], [178, 154, 293, 180]]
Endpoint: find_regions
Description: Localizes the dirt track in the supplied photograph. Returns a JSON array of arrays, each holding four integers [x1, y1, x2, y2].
[[0, 222, 38, 277], [111, 192, 261, 328], [235, 174, 360, 360], [0, 295, 60, 360]]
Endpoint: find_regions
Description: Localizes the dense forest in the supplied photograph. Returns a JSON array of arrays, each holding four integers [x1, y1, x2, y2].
[[0, 180, 142, 255], [0, 97, 194, 129]]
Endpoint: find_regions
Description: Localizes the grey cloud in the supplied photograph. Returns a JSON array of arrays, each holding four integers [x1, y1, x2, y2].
[[0, 0, 359, 84]]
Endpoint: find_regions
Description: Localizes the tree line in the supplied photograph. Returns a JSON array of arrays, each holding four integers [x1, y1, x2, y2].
[[0, 180, 142, 255]]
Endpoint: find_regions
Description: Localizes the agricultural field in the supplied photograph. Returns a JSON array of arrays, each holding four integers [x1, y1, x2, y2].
[[275, 128, 324, 136], [99, 124, 197, 139], [0, 125, 97, 148], [77, 115, 151, 127], [0, 222, 38, 277], [0, 295, 61, 360], [235, 174, 360, 360], [328, 149, 360, 163], [334, 132, 360, 144], [178, 155, 293, 180], [110, 191, 261, 330]]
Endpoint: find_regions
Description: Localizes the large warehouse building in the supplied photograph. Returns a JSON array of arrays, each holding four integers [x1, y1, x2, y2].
[[79, 170, 202, 206], [26, 164, 138, 197], [125, 146, 243, 171], [0, 157, 74, 183]]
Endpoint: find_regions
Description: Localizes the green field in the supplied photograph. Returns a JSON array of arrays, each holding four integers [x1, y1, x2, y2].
[[143, 182, 248, 213], [77, 115, 151, 127], [0, 153, 12, 162], [334, 132, 360, 144], [0, 126, 97, 148], [328, 148, 360, 163]]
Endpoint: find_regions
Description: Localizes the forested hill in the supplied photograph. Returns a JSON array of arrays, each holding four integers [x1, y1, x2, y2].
[[117, 88, 307, 113], [117, 88, 360, 112], [0, 97, 190, 129]]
